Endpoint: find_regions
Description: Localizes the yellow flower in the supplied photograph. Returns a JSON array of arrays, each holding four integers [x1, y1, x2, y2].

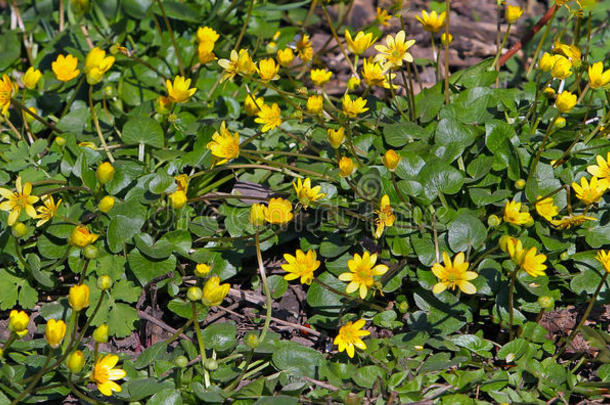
[[52, 54, 80, 82], [98, 196, 115, 213], [69, 225, 99, 248], [92, 354, 126, 396], [345, 30, 376, 55], [281, 249, 320, 285], [84, 47, 115, 85], [551, 214, 597, 229], [0, 74, 14, 115], [416, 10, 447, 33], [96, 162, 115, 184], [35, 195, 61, 227], [197, 26, 220, 44], [255, 103, 282, 132], [244, 94, 264, 116], [293, 178, 325, 208], [195, 263, 211, 277], [596, 250, 610, 273], [347, 76, 361, 90], [503, 200, 532, 226], [441, 32, 453, 46], [45, 319, 67, 349], [295, 34, 314, 62], [258, 58, 280, 82], [342, 94, 368, 118], [535, 195, 558, 221], [551, 55, 573, 79], [431, 252, 478, 294], [23, 67, 42, 90], [555, 91, 577, 113], [553, 41, 581, 68], [376, 7, 392, 27], [66, 350, 85, 373], [362, 58, 393, 88], [218, 49, 257, 82], [265, 197, 293, 224], [588, 61, 610, 89], [383, 149, 400, 171], [93, 324, 109, 343], [339, 156, 354, 177], [69, 284, 90, 311], [250, 203, 266, 227], [327, 127, 345, 149], [197, 41, 217, 64], [508, 239, 547, 277], [202, 276, 230, 306], [276, 48, 295, 67], [572, 176, 607, 205], [374, 30, 416, 69], [587, 153, 610, 185], [339, 251, 388, 299], [166, 75, 196, 103], [0, 176, 40, 226], [310, 69, 332, 86], [505, 4, 524, 23], [169, 190, 187, 209], [175, 174, 189, 193], [538, 52, 560, 72], [306, 95, 324, 115], [207, 121, 240, 165], [333, 319, 370, 358], [374, 194, 395, 239], [8, 310, 29, 337]]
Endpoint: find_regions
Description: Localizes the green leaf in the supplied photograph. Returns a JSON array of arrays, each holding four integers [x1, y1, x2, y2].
[[108, 302, 140, 338], [447, 213, 487, 252], [352, 365, 387, 388], [122, 0, 152, 18], [128, 249, 177, 286], [122, 116, 164, 148], [0, 31, 22, 70], [123, 378, 173, 401], [147, 388, 182, 405], [107, 215, 145, 253], [202, 322, 237, 353], [306, 272, 344, 313], [267, 275, 288, 299], [272, 341, 324, 378], [134, 341, 168, 369], [383, 122, 429, 147], [419, 158, 464, 202]]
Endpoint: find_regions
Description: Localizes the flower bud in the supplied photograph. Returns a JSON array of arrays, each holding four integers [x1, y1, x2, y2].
[[515, 179, 526, 190], [93, 324, 109, 343], [8, 310, 29, 337], [499, 235, 516, 253], [560, 251, 570, 261], [187, 286, 203, 301], [244, 332, 259, 349], [555, 91, 577, 113], [55, 136, 66, 146], [542, 87, 556, 98], [339, 157, 355, 177], [195, 263, 211, 277], [346, 76, 361, 90], [98, 195, 115, 213], [398, 301, 409, 313], [554, 116, 566, 129], [202, 276, 230, 306], [249, 203, 266, 227], [25, 107, 37, 124], [69, 225, 99, 248], [538, 296, 555, 310], [83, 245, 98, 259], [266, 41, 278, 54], [174, 355, 188, 368], [97, 275, 113, 290], [24, 67, 42, 90], [204, 358, 218, 371], [327, 127, 345, 149], [69, 284, 90, 311], [66, 350, 86, 373], [382, 150, 400, 172], [11, 222, 27, 238], [505, 5, 524, 24], [45, 319, 67, 348], [96, 162, 115, 185], [487, 214, 501, 228], [169, 190, 187, 209]]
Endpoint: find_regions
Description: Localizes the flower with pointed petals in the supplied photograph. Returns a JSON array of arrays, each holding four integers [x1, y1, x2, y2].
[[264, 197, 293, 224], [374, 30, 415, 69], [166, 76, 196, 103], [293, 178, 325, 208], [281, 249, 320, 285], [342, 94, 368, 118], [339, 251, 388, 299], [255, 103, 282, 132], [553, 41, 581, 68], [555, 91, 577, 113], [572, 176, 607, 205], [587, 153, 610, 186], [596, 250, 610, 273], [345, 30, 376, 55], [202, 276, 230, 306], [244, 94, 264, 116], [431, 252, 478, 294], [310, 69, 332, 86], [0, 176, 40, 226], [520, 246, 547, 277], [295, 34, 314, 62], [277, 48, 295, 67], [52, 54, 80, 82], [361, 58, 394, 88], [416, 10, 447, 33], [551, 214, 597, 229], [334, 319, 370, 358], [376, 7, 392, 26], [374, 194, 395, 239], [258, 58, 280, 82], [218, 49, 257, 82], [35, 195, 61, 227], [84, 47, 115, 85], [588, 61, 610, 89], [535, 195, 558, 222], [503, 200, 532, 226], [0, 74, 15, 115], [505, 5, 524, 23], [551, 55, 573, 79], [23, 67, 42, 90], [92, 354, 126, 396], [207, 121, 240, 165]]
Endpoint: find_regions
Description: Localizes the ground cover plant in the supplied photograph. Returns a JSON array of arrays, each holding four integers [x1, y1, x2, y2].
[[1, 0, 610, 403]]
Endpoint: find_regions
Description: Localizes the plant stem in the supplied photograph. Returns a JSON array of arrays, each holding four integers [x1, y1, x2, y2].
[[234, 0, 255, 51], [556, 272, 609, 358], [444, 0, 451, 104], [192, 302, 210, 388], [89, 85, 114, 163], [526, 113, 558, 186], [255, 231, 273, 344], [508, 266, 518, 340], [155, 0, 185, 76]]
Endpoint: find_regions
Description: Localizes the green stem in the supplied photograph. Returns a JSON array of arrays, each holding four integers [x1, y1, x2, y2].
[[89, 85, 114, 163], [62, 310, 78, 353], [1, 333, 17, 357], [234, 0, 255, 51], [155, 0, 185, 76], [61, 76, 86, 117], [255, 231, 273, 344], [192, 302, 210, 388], [508, 266, 518, 340], [526, 8, 556, 77], [555, 272, 609, 358], [526, 113, 558, 186], [492, 24, 511, 72]]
